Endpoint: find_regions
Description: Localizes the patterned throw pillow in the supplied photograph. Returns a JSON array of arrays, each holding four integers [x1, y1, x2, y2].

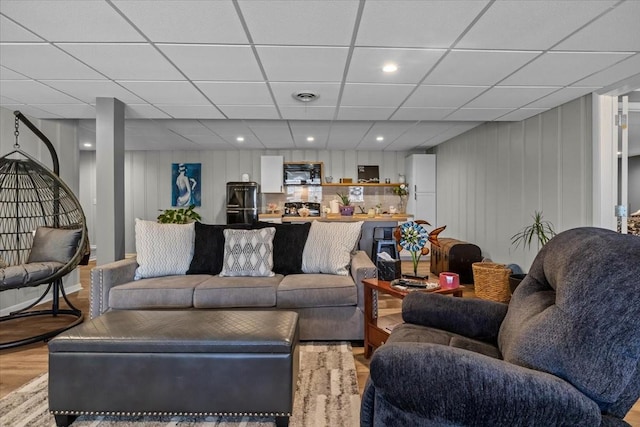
[[302, 221, 363, 276], [134, 219, 195, 280], [219, 228, 276, 277]]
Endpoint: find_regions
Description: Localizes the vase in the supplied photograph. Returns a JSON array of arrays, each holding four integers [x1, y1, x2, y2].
[[339, 205, 354, 216], [398, 195, 408, 214]]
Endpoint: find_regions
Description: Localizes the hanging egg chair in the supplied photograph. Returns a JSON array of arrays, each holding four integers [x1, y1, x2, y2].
[[0, 111, 88, 349]]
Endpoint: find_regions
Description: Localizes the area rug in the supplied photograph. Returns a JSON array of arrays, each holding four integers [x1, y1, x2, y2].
[[0, 342, 360, 427]]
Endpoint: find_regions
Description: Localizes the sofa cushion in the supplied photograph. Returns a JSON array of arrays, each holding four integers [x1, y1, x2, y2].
[[276, 273, 357, 308], [187, 223, 252, 275], [498, 227, 640, 408], [301, 221, 363, 276], [108, 274, 211, 309], [28, 226, 82, 264], [134, 219, 195, 280], [220, 228, 276, 277], [193, 274, 282, 308]]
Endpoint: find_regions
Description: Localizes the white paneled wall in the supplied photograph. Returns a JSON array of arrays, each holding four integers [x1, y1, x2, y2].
[[79, 149, 411, 254], [433, 96, 593, 272], [0, 107, 81, 313]]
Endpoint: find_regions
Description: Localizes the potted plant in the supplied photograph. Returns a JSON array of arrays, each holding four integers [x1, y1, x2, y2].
[[509, 210, 556, 290], [336, 192, 354, 216], [392, 183, 409, 214], [157, 204, 202, 224]]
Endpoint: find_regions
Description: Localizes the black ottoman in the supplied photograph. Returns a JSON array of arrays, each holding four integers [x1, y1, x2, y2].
[[48, 310, 299, 427]]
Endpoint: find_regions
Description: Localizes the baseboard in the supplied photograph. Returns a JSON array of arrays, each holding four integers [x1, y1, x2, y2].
[[0, 283, 83, 317]]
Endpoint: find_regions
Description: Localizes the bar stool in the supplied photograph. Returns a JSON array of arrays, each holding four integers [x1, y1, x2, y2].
[[371, 227, 398, 261]]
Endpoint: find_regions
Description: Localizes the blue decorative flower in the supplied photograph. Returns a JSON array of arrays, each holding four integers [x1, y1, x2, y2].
[[398, 222, 427, 252]]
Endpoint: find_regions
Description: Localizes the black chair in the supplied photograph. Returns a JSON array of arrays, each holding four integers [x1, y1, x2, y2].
[[0, 111, 88, 349]]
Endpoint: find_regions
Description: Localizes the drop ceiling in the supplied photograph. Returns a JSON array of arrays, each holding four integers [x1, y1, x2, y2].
[[1, 0, 639, 152]]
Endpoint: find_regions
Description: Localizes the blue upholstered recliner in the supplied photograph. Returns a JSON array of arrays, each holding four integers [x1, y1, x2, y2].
[[361, 227, 640, 427]]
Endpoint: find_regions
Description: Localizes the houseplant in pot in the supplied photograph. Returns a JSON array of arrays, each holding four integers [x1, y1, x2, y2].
[[337, 192, 354, 216], [509, 210, 556, 291], [157, 204, 202, 224]]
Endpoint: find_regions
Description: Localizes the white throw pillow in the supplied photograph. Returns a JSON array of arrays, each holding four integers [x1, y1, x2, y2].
[[302, 221, 363, 276], [219, 228, 276, 277], [134, 219, 195, 280]]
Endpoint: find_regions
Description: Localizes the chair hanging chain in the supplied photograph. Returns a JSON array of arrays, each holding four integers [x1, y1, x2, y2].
[[14, 115, 20, 149]]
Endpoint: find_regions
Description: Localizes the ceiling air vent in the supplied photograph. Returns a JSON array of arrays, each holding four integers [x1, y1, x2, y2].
[[292, 91, 319, 102]]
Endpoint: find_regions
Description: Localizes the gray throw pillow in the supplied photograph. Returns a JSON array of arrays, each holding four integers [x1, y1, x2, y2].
[[27, 226, 82, 264]]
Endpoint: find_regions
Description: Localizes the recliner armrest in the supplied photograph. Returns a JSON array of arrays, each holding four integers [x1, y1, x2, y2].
[[402, 292, 508, 342], [366, 343, 601, 426], [89, 257, 138, 319]]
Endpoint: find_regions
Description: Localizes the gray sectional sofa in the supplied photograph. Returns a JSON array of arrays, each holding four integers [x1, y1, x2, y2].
[[90, 221, 377, 341]]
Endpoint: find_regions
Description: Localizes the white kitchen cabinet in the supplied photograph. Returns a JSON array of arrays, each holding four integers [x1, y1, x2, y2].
[[260, 155, 284, 193], [405, 154, 436, 225]]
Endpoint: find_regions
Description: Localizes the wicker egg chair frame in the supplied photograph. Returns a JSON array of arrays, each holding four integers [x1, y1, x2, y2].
[[0, 111, 88, 350]]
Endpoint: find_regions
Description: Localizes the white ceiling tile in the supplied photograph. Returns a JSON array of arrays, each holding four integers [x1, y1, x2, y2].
[[0, 66, 29, 80], [40, 80, 144, 104], [336, 106, 396, 120], [0, 15, 44, 42], [0, 95, 20, 104], [527, 87, 598, 109], [326, 122, 372, 149], [575, 53, 640, 87], [356, 1, 490, 48], [238, 0, 359, 45], [247, 121, 295, 148], [31, 103, 95, 118], [391, 108, 456, 121], [501, 52, 634, 86], [465, 86, 558, 108], [361, 122, 418, 147], [156, 105, 225, 119], [117, 81, 209, 104], [112, 1, 248, 44], [257, 46, 348, 82], [195, 82, 273, 105], [0, 44, 105, 79], [341, 83, 414, 107], [59, 44, 184, 80], [217, 105, 280, 119], [347, 48, 446, 84], [0, 79, 82, 103], [159, 45, 263, 81], [457, 1, 616, 50], [289, 121, 331, 147], [124, 104, 172, 119], [554, 1, 640, 51], [426, 122, 482, 143], [404, 85, 488, 108], [279, 106, 336, 120], [161, 120, 215, 134], [1, 103, 62, 118], [200, 120, 251, 137], [424, 50, 540, 85], [178, 134, 234, 149], [495, 108, 549, 122], [0, 1, 144, 42], [446, 108, 514, 121], [270, 82, 340, 107]]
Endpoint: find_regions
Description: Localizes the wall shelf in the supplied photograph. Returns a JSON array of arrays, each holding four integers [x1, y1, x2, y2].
[[322, 183, 403, 187]]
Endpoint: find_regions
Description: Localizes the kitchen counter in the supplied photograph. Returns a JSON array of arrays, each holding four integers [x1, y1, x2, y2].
[[259, 214, 412, 223]]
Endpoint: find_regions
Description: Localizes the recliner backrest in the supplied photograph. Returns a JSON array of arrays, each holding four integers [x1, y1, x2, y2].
[[498, 227, 640, 416]]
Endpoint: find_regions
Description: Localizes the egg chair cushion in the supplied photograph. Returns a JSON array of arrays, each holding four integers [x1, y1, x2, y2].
[[28, 227, 82, 265], [0, 262, 64, 290]]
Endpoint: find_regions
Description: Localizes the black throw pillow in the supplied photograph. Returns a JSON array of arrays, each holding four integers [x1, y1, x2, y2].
[[252, 222, 312, 275], [187, 222, 252, 275]]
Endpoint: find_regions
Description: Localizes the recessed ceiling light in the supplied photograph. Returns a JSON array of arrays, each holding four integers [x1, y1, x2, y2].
[[382, 63, 398, 73], [292, 91, 319, 102], [236, 136, 244, 142], [376, 136, 384, 142], [306, 136, 315, 142], [83, 143, 92, 147]]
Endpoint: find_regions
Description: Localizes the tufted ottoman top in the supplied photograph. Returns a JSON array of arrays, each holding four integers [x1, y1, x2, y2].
[[48, 310, 298, 354]]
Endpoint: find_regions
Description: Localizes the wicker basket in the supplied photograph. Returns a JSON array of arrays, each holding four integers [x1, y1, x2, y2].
[[472, 262, 512, 303]]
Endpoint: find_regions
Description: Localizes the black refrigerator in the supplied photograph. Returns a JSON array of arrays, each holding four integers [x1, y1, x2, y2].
[[226, 182, 260, 224]]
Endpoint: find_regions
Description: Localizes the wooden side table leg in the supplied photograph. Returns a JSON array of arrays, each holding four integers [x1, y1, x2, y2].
[[364, 286, 374, 358]]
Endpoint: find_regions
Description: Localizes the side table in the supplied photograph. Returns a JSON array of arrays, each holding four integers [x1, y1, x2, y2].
[[362, 278, 463, 358]]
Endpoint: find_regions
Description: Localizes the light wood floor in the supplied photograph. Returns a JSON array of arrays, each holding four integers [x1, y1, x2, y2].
[[1, 261, 638, 426]]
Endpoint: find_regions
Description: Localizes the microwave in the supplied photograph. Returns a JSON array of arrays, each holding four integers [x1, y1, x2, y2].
[[283, 162, 323, 185]]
